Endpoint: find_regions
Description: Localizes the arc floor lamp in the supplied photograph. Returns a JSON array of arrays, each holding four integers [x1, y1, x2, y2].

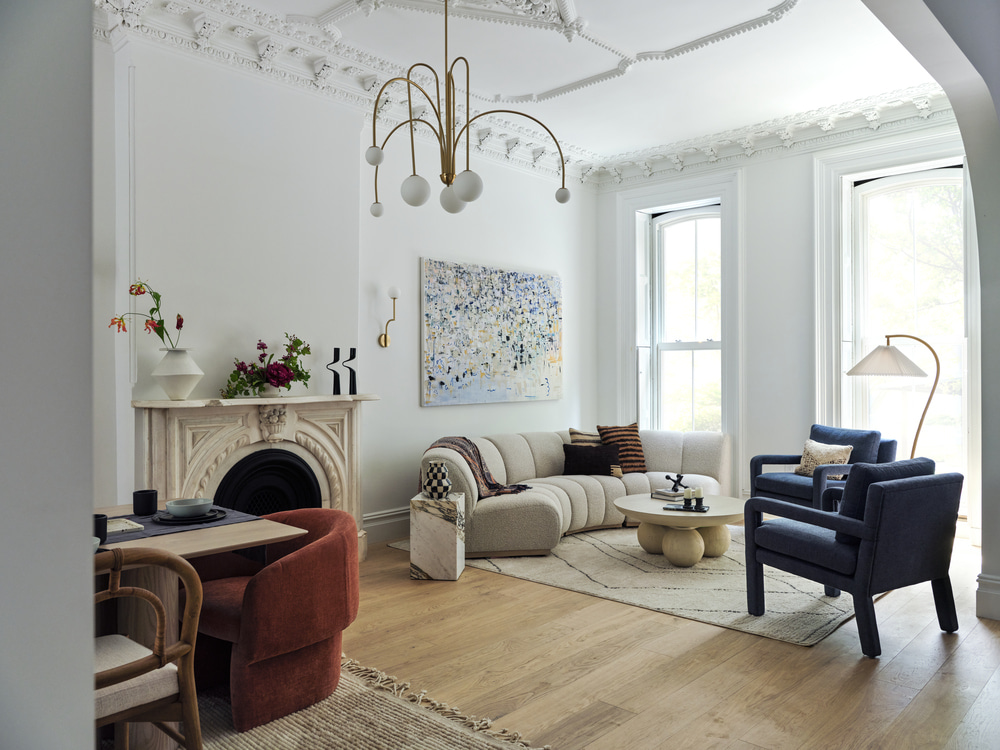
[[847, 334, 940, 459]]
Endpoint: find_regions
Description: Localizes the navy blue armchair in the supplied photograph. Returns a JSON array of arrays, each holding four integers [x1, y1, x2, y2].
[[750, 424, 897, 509], [745, 458, 964, 657]]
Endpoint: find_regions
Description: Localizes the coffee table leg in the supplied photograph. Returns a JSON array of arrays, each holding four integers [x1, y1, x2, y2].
[[698, 525, 731, 558], [636, 522, 666, 554], [661, 527, 705, 567]]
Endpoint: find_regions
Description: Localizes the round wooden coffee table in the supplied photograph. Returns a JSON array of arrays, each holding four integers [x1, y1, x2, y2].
[[613, 493, 745, 567]]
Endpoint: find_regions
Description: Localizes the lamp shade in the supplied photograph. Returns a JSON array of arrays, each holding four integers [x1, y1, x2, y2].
[[847, 344, 927, 377]]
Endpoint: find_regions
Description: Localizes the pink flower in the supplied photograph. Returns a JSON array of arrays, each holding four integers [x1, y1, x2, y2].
[[144, 319, 161, 334], [109, 316, 127, 332]]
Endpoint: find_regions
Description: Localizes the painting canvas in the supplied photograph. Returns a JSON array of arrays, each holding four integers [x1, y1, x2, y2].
[[421, 257, 563, 406]]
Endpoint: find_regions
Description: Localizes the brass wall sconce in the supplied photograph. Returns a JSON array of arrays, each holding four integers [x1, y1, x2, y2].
[[378, 287, 400, 347]]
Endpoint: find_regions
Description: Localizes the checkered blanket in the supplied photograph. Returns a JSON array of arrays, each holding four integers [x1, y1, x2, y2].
[[429, 436, 530, 498]]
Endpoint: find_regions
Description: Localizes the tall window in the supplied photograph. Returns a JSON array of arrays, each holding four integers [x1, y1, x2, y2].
[[639, 206, 722, 431], [844, 167, 971, 504]]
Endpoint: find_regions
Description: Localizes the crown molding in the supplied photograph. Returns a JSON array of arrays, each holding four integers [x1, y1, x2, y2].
[[585, 83, 955, 190], [92, 1, 951, 188]]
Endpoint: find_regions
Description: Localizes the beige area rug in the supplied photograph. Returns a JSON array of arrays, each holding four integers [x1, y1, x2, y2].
[[393, 526, 858, 646], [200, 657, 548, 750]]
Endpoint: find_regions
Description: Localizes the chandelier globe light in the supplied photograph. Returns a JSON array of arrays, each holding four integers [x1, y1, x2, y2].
[[364, 0, 570, 217]]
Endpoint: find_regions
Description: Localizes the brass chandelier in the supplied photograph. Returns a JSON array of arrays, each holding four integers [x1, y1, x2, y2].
[[364, 0, 570, 216]]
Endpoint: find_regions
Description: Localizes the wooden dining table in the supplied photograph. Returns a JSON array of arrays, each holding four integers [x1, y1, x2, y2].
[[95, 501, 307, 750]]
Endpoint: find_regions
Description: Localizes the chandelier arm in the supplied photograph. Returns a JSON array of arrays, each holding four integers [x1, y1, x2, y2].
[[449, 56, 472, 173], [370, 76, 444, 145], [460, 110, 568, 189], [885, 334, 940, 459], [372, 118, 445, 204]]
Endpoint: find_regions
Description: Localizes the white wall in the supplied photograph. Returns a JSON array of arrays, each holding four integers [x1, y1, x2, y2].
[[358, 137, 599, 540], [0, 2, 94, 747], [93, 39, 363, 503], [92, 37, 599, 540]]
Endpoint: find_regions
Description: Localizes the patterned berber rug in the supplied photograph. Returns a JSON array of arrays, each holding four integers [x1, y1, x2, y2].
[[200, 657, 548, 750], [393, 525, 862, 647]]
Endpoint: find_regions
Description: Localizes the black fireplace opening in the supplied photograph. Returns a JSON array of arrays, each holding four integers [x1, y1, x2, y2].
[[214, 449, 322, 517]]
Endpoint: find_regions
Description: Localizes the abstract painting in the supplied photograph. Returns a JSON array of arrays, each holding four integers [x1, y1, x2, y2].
[[421, 257, 562, 406]]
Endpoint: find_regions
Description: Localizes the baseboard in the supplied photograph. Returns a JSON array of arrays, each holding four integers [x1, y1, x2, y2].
[[976, 573, 1000, 621], [363, 505, 409, 545]]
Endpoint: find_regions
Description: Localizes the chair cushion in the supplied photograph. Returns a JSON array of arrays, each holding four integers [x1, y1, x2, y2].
[[94, 634, 179, 720], [809, 424, 881, 464], [795, 439, 852, 479], [835, 458, 936, 543], [597, 423, 647, 473], [753, 518, 859, 575], [197, 576, 252, 643], [753, 471, 816, 501], [563, 443, 620, 476]]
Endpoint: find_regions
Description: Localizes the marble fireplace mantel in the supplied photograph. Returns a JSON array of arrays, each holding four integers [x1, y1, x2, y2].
[[134, 394, 377, 559]]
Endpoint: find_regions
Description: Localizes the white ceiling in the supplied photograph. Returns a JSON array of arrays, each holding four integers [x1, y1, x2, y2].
[[101, 0, 943, 175], [231, 0, 937, 159]]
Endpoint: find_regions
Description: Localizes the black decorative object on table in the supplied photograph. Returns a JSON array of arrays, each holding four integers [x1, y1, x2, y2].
[[326, 347, 358, 395], [663, 504, 710, 513], [343, 347, 357, 395], [326, 349, 341, 394], [665, 473, 688, 492]]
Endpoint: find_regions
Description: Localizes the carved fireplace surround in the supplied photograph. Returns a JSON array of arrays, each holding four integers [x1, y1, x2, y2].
[[134, 394, 377, 559]]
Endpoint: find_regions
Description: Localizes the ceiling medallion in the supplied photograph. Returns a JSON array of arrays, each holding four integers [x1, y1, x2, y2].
[[363, 0, 569, 216]]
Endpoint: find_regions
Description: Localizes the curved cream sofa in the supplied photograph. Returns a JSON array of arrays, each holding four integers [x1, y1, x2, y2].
[[420, 429, 731, 557]]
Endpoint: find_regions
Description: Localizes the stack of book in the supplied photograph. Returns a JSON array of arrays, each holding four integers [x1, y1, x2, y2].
[[652, 488, 684, 500]]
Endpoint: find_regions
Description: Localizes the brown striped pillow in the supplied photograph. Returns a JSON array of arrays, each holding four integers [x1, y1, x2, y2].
[[597, 423, 647, 473], [569, 428, 602, 447]]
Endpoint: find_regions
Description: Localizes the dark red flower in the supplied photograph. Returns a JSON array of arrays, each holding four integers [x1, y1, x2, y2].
[[265, 362, 295, 388], [176, 314, 184, 331]]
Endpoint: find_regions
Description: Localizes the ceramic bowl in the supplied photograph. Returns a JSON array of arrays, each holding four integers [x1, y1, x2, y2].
[[166, 497, 213, 518], [93, 536, 100, 554]]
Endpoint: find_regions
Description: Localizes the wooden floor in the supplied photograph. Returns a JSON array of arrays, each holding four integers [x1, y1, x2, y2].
[[342, 534, 1000, 750]]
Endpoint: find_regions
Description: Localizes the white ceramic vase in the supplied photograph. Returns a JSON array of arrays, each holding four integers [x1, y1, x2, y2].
[[151, 348, 204, 400]]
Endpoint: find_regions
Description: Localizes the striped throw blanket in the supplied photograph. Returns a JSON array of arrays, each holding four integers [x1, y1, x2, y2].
[[429, 436, 530, 498]]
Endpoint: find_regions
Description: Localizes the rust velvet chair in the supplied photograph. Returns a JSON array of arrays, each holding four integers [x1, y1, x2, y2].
[[187, 508, 360, 731]]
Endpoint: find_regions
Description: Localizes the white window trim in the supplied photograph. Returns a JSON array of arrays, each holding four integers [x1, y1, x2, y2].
[[613, 170, 743, 494], [814, 126, 981, 540]]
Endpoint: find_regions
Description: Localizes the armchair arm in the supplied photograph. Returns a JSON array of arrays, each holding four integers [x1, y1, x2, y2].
[[240, 515, 360, 664], [745, 495, 871, 540], [810, 462, 854, 509], [750, 453, 803, 496], [750, 454, 803, 473]]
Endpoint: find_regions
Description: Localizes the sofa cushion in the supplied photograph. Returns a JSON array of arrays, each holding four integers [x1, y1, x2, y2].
[[835, 458, 936, 542], [597, 423, 647, 473], [563, 443, 620, 476]]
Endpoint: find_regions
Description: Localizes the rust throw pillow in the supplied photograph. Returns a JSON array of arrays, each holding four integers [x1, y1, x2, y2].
[[597, 423, 647, 474]]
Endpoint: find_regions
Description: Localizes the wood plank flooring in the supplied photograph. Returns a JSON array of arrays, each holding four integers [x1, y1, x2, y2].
[[341, 535, 999, 750]]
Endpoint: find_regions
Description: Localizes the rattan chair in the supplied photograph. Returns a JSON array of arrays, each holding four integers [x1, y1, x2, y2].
[[95, 547, 204, 749]]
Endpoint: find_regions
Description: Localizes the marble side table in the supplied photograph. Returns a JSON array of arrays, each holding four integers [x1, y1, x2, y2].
[[410, 492, 465, 580]]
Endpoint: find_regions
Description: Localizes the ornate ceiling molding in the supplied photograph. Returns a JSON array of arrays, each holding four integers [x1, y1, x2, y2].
[[92, 1, 952, 188]]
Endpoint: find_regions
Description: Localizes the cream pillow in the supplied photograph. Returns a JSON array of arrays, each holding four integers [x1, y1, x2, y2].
[[794, 439, 853, 480]]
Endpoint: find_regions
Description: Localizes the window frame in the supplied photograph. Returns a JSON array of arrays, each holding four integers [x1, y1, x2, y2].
[[649, 206, 723, 432]]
